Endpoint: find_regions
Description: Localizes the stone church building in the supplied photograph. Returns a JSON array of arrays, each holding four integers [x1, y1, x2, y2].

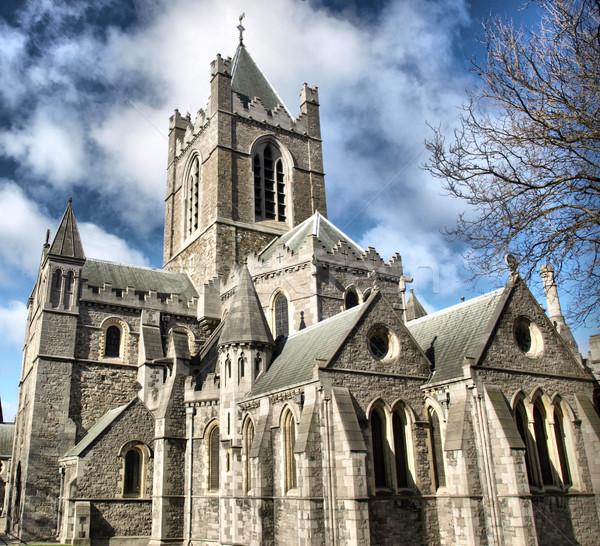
[[4, 33, 600, 546]]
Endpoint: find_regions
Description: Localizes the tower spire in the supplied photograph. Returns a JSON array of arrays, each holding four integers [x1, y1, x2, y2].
[[237, 13, 245, 46]]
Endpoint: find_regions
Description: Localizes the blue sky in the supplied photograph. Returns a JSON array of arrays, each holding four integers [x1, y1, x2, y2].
[[0, 0, 596, 421]]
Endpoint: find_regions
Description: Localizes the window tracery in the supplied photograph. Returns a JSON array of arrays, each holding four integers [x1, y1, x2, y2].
[[253, 143, 286, 222]]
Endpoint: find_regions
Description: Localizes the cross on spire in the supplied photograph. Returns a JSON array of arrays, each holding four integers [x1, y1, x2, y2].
[[237, 13, 245, 45]]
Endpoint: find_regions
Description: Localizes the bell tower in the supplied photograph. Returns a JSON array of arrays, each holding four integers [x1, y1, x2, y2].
[[163, 29, 327, 287]]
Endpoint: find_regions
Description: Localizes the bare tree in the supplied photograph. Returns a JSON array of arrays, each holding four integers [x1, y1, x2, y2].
[[424, 0, 599, 325]]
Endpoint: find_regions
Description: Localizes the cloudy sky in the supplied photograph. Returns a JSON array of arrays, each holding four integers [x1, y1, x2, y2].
[[0, 0, 595, 421]]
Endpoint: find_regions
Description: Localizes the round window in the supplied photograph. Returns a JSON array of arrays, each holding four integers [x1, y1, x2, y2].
[[368, 325, 399, 361], [514, 316, 543, 358]]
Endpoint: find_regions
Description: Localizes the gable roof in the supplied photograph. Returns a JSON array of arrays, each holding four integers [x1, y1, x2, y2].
[[246, 302, 367, 398], [219, 266, 274, 346], [231, 44, 289, 115], [63, 401, 132, 458], [49, 200, 85, 260], [407, 289, 505, 383], [82, 259, 198, 303], [259, 212, 364, 262]]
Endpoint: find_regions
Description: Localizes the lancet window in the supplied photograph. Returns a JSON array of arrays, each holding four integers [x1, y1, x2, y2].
[[253, 143, 286, 222]]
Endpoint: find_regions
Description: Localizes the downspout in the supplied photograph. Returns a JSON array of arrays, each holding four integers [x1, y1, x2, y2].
[[186, 406, 195, 546], [323, 392, 337, 544]]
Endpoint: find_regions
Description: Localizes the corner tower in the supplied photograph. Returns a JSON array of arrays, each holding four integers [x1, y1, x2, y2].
[[163, 31, 326, 287]]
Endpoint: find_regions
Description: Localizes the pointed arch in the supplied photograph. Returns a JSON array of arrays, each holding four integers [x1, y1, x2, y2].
[[205, 420, 220, 491], [343, 285, 361, 310], [369, 401, 389, 489], [243, 416, 255, 493], [251, 135, 294, 224], [426, 403, 446, 490], [281, 406, 297, 492], [391, 402, 412, 488], [270, 289, 290, 338], [513, 394, 536, 486], [50, 268, 62, 308], [184, 151, 202, 237]]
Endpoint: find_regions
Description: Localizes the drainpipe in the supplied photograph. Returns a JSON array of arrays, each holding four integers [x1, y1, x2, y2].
[[186, 406, 195, 546]]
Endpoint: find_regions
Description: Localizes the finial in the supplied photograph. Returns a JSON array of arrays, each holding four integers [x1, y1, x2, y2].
[[68, 196, 72, 204], [45, 229, 50, 246], [237, 13, 245, 45], [505, 253, 519, 275]]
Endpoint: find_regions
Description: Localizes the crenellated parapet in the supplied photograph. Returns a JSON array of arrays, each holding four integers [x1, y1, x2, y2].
[[80, 280, 198, 315]]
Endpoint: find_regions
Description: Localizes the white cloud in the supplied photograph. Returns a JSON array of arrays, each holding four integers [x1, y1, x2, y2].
[[0, 300, 28, 347], [0, 181, 149, 281], [79, 222, 149, 266]]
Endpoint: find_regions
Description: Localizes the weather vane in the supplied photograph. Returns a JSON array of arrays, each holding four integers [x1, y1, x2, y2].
[[238, 13, 245, 45]]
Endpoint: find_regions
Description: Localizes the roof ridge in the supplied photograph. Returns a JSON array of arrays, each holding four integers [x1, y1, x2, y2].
[[408, 288, 505, 326], [86, 258, 185, 276]]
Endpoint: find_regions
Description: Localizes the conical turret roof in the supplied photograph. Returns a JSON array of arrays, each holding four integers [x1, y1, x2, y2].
[[405, 289, 427, 321], [49, 199, 85, 261], [231, 44, 290, 114], [219, 266, 274, 346]]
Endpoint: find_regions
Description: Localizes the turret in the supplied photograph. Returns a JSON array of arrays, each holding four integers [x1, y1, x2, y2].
[[540, 264, 579, 355]]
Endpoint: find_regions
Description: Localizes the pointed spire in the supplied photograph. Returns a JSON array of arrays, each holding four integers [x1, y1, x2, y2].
[[406, 289, 427, 322], [219, 266, 274, 346], [230, 41, 290, 114], [49, 199, 85, 261]]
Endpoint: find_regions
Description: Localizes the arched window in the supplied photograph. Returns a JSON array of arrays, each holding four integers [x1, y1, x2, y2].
[[105, 325, 121, 358], [370, 408, 388, 488], [282, 409, 297, 492], [62, 271, 74, 309], [208, 425, 220, 491], [345, 289, 359, 310], [514, 401, 535, 485], [124, 448, 142, 496], [50, 269, 62, 308], [243, 419, 255, 493], [392, 410, 409, 488], [553, 405, 571, 487], [186, 155, 200, 236], [254, 143, 286, 222], [428, 407, 446, 489], [239, 352, 246, 379], [533, 402, 553, 485], [274, 293, 289, 338], [254, 353, 262, 378]]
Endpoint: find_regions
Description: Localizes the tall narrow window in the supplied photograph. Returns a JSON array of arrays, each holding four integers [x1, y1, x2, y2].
[[274, 293, 289, 338], [515, 401, 535, 485], [282, 409, 297, 492], [50, 269, 62, 308], [533, 403, 553, 485], [62, 271, 74, 309], [124, 448, 142, 496], [554, 406, 572, 487], [393, 411, 409, 488], [254, 143, 286, 222], [186, 156, 200, 236], [371, 409, 388, 488], [428, 407, 446, 489], [105, 325, 121, 358], [209, 425, 220, 490], [244, 419, 254, 493]]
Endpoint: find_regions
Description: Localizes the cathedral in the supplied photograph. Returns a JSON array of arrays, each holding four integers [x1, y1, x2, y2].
[[3, 31, 600, 546]]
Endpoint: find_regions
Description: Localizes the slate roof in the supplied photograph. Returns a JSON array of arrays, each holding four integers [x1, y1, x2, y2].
[[406, 289, 505, 383], [260, 212, 364, 262], [231, 44, 289, 114], [219, 266, 274, 346], [63, 402, 131, 458], [0, 423, 14, 458], [49, 200, 85, 260], [82, 259, 198, 303], [246, 302, 367, 398]]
